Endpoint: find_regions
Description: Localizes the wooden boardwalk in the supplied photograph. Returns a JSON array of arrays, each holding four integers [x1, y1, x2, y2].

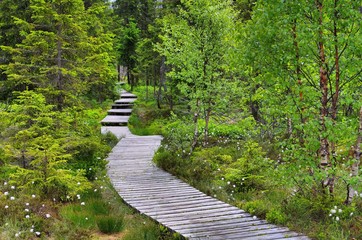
[[102, 91, 309, 240]]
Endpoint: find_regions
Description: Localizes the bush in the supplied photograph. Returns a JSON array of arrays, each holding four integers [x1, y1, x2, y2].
[[266, 208, 287, 225], [96, 215, 124, 234], [243, 199, 269, 218]]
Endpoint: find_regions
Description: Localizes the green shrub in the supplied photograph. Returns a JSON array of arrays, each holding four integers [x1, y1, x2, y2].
[[266, 208, 287, 225], [243, 200, 269, 218], [96, 215, 124, 234]]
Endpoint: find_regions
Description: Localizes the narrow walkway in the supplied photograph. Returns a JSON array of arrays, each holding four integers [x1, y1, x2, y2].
[[101, 91, 309, 240]]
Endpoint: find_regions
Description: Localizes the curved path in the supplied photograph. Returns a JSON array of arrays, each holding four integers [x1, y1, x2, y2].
[[101, 91, 309, 240]]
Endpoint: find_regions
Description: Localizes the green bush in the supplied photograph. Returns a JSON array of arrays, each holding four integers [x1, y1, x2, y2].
[[96, 215, 124, 234], [243, 200, 269, 218], [266, 208, 287, 225]]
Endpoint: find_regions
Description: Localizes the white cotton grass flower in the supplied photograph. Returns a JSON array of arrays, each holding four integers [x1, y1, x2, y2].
[[45, 214, 51, 218], [4, 191, 9, 196], [76, 194, 81, 199], [11, 186, 15, 190], [15, 233, 19, 237], [77, 182, 81, 185], [10, 196, 15, 200], [335, 216, 340, 221], [338, 209, 342, 213], [81, 202, 85, 206], [330, 209, 337, 214], [94, 189, 98, 192], [30, 229, 34, 233], [25, 202, 29, 206], [31, 194, 36, 198], [5, 205, 9, 209], [4, 181, 7, 185], [25, 209, 29, 212], [25, 215, 30, 219], [35, 232, 41, 236]]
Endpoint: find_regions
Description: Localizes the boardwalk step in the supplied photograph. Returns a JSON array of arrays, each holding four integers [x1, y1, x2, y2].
[[101, 115, 129, 126], [115, 98, 136, 104], [107, 109, 133, 115], [111, 103, 134, 109]]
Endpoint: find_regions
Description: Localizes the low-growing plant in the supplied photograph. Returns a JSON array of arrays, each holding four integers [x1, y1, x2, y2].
[[96, 215, 124, 234]]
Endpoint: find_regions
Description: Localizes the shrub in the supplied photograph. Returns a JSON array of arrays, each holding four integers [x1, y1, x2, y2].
[[266, 208, 287, 225], [243, 199, 269, 218]]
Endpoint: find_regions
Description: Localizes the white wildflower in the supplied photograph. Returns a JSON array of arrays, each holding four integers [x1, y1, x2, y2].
[[338, 209, 342, 213], [81, 202, 85, 206], [25, 215, 30, 219], [35, 232, 41, 236], [46, 214, 51, 218], [335, 216, 340, 221], [25, 209, 29, 212], [10, 196, 15, 200], [32, 194, 36, 198], [30, 229, 34, 233], [25, 203, 29, 206], [4, 191, 8, 196], [330, 209, 337, 214], [5, 205, 9, 209]]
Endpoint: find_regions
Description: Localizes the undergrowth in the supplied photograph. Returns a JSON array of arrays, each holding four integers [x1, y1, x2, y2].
[[127, 85, 362, 240]]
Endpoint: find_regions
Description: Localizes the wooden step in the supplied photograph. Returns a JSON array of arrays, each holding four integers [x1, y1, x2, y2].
[[115, 98, 136, 104], [101, 115, 130, 126], [111, 103, 134, 109], [107, 109, 133, 116], [121, 93, 137, 98]]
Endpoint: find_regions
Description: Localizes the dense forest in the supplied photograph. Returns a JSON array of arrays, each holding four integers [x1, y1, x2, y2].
[[0, 0, 361, 239]]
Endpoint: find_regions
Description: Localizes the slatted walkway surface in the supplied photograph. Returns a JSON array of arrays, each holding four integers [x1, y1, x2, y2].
[[101, 91, 309, 240]]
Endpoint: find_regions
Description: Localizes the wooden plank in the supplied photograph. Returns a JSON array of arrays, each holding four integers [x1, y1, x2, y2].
[[200, 229, 301, 240], [108, 109, 133, 115], [101, 115, 130, 123], [170, 218, 265, 231]]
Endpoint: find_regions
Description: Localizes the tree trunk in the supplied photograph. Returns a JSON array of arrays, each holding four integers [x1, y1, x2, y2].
[[329, 0, 341, 195], [316, 0, 330, 169], [204, 101, 212, 146], [56, 24, 64, 111], [346, 106, 362, 204], [191, 99, 200, 153]]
